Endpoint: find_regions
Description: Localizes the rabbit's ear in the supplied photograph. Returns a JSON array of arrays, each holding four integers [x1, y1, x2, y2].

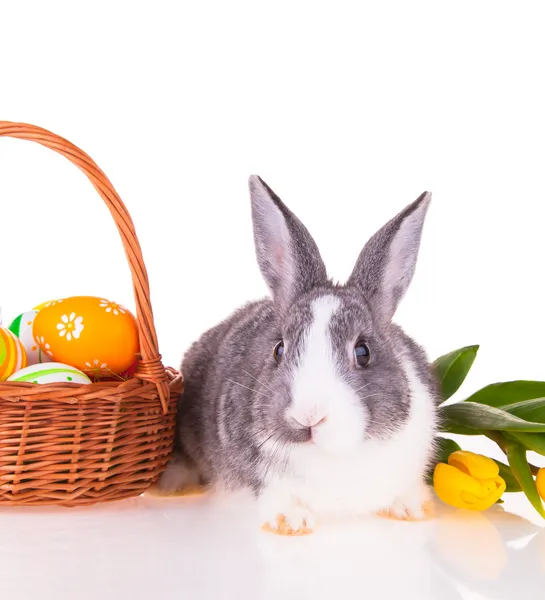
[[347, 192, 431, 323], [249, 175, 328, 310]]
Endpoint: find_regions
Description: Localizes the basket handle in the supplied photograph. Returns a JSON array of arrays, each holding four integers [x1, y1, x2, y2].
[[0, 121, 171, 414]]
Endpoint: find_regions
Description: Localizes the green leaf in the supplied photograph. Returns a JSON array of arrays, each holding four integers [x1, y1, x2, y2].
[[440, 402, 545, 433], [432, 345, 479, 402], [439, 421, 482, 435], [493, 459, 522, 492], [505, 398, 545, 423], [505, 443, 545, 519], [505, 431, 545, 456], [464, 381, 545, 408], [435, 437, 462, 461]]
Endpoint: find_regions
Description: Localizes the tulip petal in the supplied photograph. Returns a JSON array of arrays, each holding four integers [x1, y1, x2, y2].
[[460, 477, 506, 510], [448, 450, 499, 479], [434, 463, 482, 509], [537, 468, 545, 502]]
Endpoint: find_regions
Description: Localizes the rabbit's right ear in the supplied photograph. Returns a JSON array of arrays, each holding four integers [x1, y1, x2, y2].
[[347, 192, 431, 324], [249, 175, 328, 312]]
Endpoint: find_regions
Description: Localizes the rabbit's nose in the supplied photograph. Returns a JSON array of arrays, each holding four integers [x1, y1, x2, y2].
[[290, 414, 327, 429], [310, 416, 327, 428]]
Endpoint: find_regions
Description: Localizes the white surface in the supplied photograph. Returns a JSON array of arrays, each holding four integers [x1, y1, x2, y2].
[[0, 491, 543, 600], [1, 2, 545, 599]]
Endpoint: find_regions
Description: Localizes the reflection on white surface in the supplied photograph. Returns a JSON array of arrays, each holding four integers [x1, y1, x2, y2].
[[0, 490, 543, 600]]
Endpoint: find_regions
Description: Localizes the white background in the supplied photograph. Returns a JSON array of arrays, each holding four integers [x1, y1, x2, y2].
[[1, 3, 545, 599], [1, 1, 544, 439]]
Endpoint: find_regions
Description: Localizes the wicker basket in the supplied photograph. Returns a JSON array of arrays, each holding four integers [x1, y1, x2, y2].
[[0, 121, 182, 506]]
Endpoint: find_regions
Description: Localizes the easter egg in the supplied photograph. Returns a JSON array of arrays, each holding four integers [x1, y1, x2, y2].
[[7, 362, 91, 384], [0, 327, 28, 381], [8, 311, 51, 365], [33, 296, 139, 376], [33, 299, 64, 311]]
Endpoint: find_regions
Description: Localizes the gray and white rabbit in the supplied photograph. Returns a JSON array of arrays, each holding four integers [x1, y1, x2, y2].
[[158, 176, 438, 534]]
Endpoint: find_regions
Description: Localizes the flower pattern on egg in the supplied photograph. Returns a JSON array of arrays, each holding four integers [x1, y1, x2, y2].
[[99, 299, 126, 316], [37, 336, 53, 357], [85, 359, 108, 370], [56, 313, 84, 341], [28, 322, 38, 351], [44, 300, 63, 308]]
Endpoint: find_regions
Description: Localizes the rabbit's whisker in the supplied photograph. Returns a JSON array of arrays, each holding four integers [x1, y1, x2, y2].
[[256, 426, 285, 450], [226, 378, 270, 399], [242, 369, 275, 395], [262, 436, 288, 481], [353, 381, 376, 394]]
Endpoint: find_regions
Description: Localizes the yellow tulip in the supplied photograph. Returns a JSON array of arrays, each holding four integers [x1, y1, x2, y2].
[[433, 450, 506, 511], [537, 468, 545, 501]]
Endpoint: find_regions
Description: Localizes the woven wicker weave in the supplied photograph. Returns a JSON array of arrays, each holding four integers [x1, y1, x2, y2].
[[0, 121, 182, 506]]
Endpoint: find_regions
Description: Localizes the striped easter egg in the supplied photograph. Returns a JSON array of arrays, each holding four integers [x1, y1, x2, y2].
[[8, 311, 51, 365], [0, 326, 28, 381], [7, 362, 91, 384]]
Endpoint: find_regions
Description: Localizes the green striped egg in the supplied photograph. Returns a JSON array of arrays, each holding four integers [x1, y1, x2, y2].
[[7, 362, 92, 384], [8, 311, 51, 365]]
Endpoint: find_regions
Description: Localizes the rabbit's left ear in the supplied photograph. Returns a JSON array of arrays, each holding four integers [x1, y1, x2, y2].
[[347, 192, 432, 323], [249, 175, 328, 312]]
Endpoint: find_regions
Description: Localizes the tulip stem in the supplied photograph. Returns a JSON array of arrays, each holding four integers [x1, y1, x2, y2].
[[485, 431, 541, 475]]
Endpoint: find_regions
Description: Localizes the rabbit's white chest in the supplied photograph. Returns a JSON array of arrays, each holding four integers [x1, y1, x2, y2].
[[285, 439, 424, 516]]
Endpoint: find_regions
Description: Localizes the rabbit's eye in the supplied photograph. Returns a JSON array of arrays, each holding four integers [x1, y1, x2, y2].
[[273, 341, 284, 363], [354, 340, 370, 368]]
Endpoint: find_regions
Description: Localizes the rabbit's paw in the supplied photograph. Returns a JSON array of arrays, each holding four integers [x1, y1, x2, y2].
[[378, 485, 434, 521], [259, 484, 315, 535], [261, 507, 315, 536]]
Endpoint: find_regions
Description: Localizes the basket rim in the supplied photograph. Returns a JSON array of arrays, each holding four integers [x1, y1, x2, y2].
[[0, 366, 183, 404]]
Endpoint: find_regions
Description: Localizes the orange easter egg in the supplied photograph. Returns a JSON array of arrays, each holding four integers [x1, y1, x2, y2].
[[0, 327, 28, 381], [33, 296, 140, 376]]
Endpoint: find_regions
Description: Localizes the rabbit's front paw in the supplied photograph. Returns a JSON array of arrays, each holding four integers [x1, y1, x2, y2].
[[261, 506, 315, 536], [259, 483, 315, 535], [378, 485, 434, 521]]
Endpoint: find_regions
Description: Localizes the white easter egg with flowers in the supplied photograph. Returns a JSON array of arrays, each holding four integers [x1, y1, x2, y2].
[[8, 310, 51, 365]]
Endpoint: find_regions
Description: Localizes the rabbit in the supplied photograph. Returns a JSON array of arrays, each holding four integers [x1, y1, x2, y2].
[[157, 175, 439, 535]]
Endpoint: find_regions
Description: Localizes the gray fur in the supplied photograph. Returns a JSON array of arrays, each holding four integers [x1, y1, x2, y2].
[[249, 176, 328, 313], [347, 191, 431, 323], [164, 178, 437, 495]]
